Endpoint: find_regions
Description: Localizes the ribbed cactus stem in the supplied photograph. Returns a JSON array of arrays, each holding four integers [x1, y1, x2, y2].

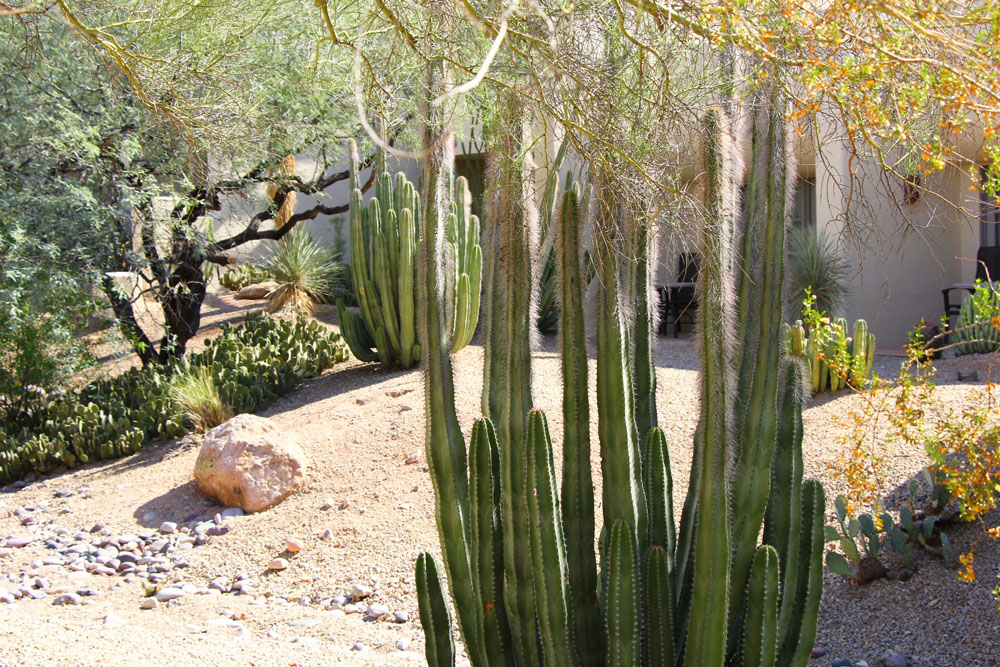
[[632, 218, 658, 453], [415, 60, 485, 666], [607, 519, 640, 665], [593, 168, 647, 553], [764, 361, 805, 647], [525, 409, 575, 666], [742, 545, 780, 667], [481, 93, 541, 667], [468, 418, 512, 660], [557, 183, 604, 663], [728, 86, 792, 651], [417, 552, 457, 667], [776, 479, 826, 667], [684, 106, 735, 667]]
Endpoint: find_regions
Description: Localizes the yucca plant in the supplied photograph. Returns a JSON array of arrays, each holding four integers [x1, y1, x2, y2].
[[168, 364, 233, 432], [264, 227, 338, 314], [414, 75, 825, 667], [786, 226, 850, 322]]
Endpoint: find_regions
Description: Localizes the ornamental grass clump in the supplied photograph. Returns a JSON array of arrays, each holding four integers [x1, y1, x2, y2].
[[168, 364, 233, 432]]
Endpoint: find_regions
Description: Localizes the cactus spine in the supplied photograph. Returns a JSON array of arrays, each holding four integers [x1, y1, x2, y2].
[[415, 88, 826, 667], [337, 141, 482, 368]]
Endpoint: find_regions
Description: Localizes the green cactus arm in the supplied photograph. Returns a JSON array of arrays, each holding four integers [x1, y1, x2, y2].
[[607, 519, 641, 666], [683, 107, 733, 667], [481, 97, 541, 667], [594, 195, 648, 552], [374, 232, 403, 358], [398, 210, 418, 368], [557, 184, 604, 663], [644, 545, 675, 667], [525, 410, 576, 667], [469, 419, 515, 663], [776, 479, 826, 667], [742, 545, 780, 667], [632, 220, 658, 455], [728, 90, 790, 654], [452, 274, 472, 354], [763, 361, 805, 645], [644, 428, 676, 563], [416, 63, 486, 666], [335, 302, 380, 362], [417, 552, 457, 667]]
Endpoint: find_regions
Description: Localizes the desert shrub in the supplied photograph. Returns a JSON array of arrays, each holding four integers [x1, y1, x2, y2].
[[218, 263, 271, 291], [0, 313, 349, 484], [825, 330, 1000, 609], [169, 365, 233, 432], [264, 229, 339, 314], [953, 283, 1000, 356], [786, 226, 851, 322]]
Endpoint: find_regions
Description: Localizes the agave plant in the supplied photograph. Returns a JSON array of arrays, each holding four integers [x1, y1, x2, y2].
[[263, 227, 338, 314], [786, 226, 850, 321]]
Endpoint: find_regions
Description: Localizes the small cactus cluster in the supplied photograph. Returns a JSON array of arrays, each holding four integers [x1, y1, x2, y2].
[[0, 314, 348, 484], [413, 76, 827, 667], [337, 140, 481, 368], [953, 285, 1000, 355], [788, 317, 875, 393]]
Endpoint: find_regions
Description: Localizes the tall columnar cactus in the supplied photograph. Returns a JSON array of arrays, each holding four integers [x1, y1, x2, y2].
[[480, 93, 542, 665], [337, 140, 482, 368], [415, 86, 826, 667]]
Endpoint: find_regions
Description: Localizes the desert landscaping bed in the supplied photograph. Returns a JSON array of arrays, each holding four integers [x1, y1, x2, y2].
[[1, 301, 999, 666]]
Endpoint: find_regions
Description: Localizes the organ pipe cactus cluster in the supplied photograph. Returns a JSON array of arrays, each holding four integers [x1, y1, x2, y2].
[[953, 285, 1000, 356], [788, 317, 875, 393], [415, 78, 826, 667], [337, 140, 482, 368]]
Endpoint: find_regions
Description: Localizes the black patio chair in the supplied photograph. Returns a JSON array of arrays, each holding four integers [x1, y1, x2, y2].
[[942, 246, 1000, 328]]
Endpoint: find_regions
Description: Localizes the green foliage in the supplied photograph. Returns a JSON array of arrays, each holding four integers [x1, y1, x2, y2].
[[785, 227, 851, 322], [953, 283, 1000, 356], [218, 264, 271, 291], [0, 313, 348, 485], [338, 144, 482, 368], [264, 228, 339, 314], [789, 292, 874, 393]]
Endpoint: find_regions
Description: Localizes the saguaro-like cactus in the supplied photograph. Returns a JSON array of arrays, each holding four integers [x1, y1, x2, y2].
[[337, 141, 482, 368], [415, 85, 826, 667]]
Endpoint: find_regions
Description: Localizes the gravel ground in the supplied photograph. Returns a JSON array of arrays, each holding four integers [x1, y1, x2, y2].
[[1, 294, 998, 665]]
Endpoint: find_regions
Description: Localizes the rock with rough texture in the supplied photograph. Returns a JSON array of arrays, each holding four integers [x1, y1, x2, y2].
[[268, 558, 288, 571], [53, 593, 82, 606], [193, 415, 307, 513], [236, 282, 277, 300]]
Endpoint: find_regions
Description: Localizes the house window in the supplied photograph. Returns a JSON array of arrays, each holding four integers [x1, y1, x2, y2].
[[980, 166, 1000, 247], [790, 177, 816, 228]]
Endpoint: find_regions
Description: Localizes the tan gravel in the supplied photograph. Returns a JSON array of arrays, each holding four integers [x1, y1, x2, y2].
[[1, 295, 998, 666]]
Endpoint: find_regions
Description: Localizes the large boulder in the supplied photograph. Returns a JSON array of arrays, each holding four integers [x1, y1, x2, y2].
[[193, 414, 307, 512], [236, 282, 277, 300]]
